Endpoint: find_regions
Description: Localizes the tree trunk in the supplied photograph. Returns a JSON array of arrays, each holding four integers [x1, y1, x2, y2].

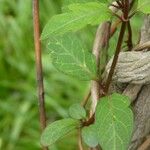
[[128, 15, 150, 150]]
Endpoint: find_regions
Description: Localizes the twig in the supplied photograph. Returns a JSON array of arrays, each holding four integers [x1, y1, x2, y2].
[[78, 129, 84, 150], [138, 137, 150, 150], [33, 1, 48, 150], [133, 41, 150, 51]]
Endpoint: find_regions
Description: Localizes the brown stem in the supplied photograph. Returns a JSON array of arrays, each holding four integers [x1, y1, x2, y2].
[[78, 129, 84, 150], [105, 0, 129, 93], [127, 21, 133, 50], [82, 114, 95, 127], [137, 137, 150, 150], [33, 1, 48, 150], [105, 22, 127, 93]]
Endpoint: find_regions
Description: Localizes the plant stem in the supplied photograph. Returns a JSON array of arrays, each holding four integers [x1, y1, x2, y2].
[[137, 137, 150, 150], [33, 1, 48, 150], [104, 0, 129, 93], [78, 129, 84, 150], [127, 21, 133, 50], [105, 22, 127, 93]]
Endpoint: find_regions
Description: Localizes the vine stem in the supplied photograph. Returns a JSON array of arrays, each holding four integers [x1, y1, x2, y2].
[[105, 22, 127, 93], [33, 0, 48, 150], [105, 0, 129, 93], [78, 129, 84, 150]]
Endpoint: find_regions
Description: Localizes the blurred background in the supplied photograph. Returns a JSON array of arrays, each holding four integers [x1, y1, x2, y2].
[[0, 0, 143, 150]]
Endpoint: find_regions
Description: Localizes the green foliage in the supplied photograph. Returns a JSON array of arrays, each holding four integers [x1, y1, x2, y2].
[[68, 103, 86, 119], [95, 93, 134, 150], [48, 34, 97, 80], [82, 125, 98, 147], [0, 1, 88, 150], [41, 2, 111, 39], [63, 0, 99, 5], [41, 118, 80, 146], [138, 0, 150, 14], [0, 0, 144, 149]]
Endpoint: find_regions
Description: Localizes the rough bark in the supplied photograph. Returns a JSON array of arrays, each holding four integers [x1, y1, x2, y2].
[[128, 15, 150, 150]]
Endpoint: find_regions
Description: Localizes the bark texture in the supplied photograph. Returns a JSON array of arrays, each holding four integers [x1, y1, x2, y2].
[[128, 15, 150, 150]]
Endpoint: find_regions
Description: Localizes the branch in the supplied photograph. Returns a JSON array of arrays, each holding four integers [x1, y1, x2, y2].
[[133, 41, 150, 51], [138, 137, 150, 150], [91, 22, 111, 114], [33, 1, 48, 150]]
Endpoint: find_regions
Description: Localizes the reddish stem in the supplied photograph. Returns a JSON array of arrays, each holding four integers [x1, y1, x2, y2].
[[33, 0, 48, 150], [105, 0, 129, 93]]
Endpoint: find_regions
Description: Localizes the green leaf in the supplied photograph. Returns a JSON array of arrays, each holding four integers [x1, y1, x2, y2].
[[82, 125, 99, 147], [63, 0, 100, 6], [138, 0, 150, 14], [69, 103, 86, 119], [41, 118, 79, 146], [48, 34, 97, 80], [95, 93, 134, 150], [41, 2, 111, 39]]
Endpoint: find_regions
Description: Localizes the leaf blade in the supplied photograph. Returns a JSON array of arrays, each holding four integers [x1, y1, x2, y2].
[[41, 2, 110, 39], [138, 0, 150, 14], [48, 34, 97, 80], [41, 118, 79, 146], [95, 93, 134, 150], [69, 103, 86, 119], [82, 125, 99, 147]]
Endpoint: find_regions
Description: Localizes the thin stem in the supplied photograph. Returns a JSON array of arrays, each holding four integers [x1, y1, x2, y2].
[[105, 22, 127, 93], [127, 21, 133, 50], [33, 1, 48, 150], [78, 129, 84, 150], [105, 0, 129, 93]]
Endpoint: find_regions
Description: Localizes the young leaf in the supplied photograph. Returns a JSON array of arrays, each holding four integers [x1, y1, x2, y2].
[[95, 93, 134, 150], [41, 118, 79, 146], [48, 34, 97, 80], [41, 2, 111, 39], [82, 125, 99, 147], [69, 103, 86, 119], [138, 0, 150, 14]]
